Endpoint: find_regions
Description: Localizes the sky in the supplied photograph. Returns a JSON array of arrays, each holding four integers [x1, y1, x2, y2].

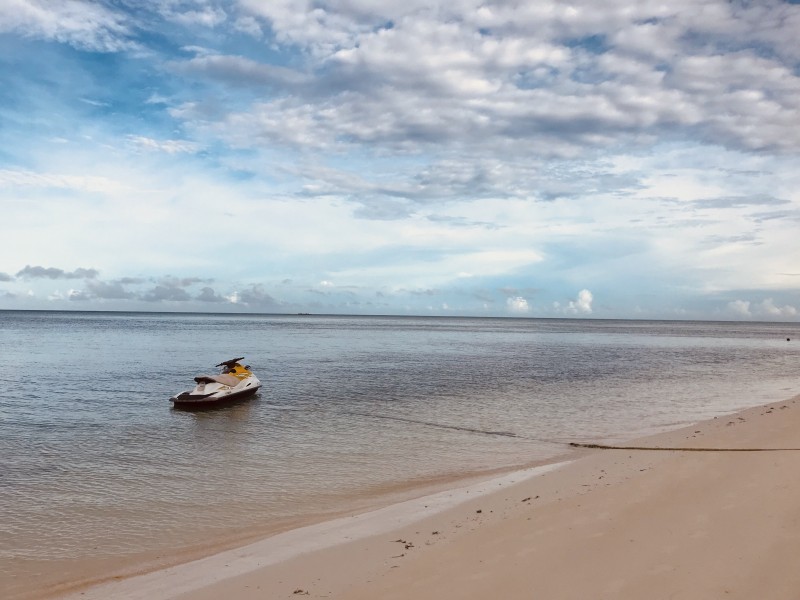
[[1, 0, 799, 320]]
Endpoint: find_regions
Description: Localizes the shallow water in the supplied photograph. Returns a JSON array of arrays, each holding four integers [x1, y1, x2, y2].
[[1, 312, 799, 596]]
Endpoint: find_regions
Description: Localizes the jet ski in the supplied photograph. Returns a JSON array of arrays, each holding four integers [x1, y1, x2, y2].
[[170, 357, 261, 407]]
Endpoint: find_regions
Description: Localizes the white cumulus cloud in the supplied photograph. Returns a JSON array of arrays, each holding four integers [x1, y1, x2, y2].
[[506, 296, 529, 313], [756, 298, 797, 318], [728, 298, 797, 320], [727, 299, 751, 317], [567, 289, 593, 314]]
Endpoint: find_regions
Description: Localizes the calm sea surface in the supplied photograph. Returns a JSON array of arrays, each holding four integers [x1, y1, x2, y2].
[[2, 311, 799, 597]]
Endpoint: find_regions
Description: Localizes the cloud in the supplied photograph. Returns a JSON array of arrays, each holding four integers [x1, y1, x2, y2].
[[238, 0, 382, 52], [85, 280, 136, 300], [118, 277, 146, 285], [16, 265, 98, 280], [159, 276, 211, 288], [177, 53, 309, 89], [692, 194, 790, 210], [127, 135, 202, 154], [727, 299, 752, 318], [161, 5, 227, 28], [297, 157, 602, 212], [141, 285, 191, 302], [566, 289, 594, 314], [48, 288, 91, 301], [727, 298, 797, 320], [232, 15, 262, 37], [138, 276, 212, 302], [0, 272, 13, 282], [233, 284, 279, 308], [426, 214, 501, 229], [67, 288, 91, 301], [200, 1, 800, 159], [506, 296, 529, 313], [0, 169, 131, 195], [756, 298, 797, 318], [0, 0, 134, 52], [197, 286, 228, 303]]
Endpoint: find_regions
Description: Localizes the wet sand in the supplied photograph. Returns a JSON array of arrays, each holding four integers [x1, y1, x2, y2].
[[45, 394, 800, 600]]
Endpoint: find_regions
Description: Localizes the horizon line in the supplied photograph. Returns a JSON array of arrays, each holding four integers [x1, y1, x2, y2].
[[1, 307, 798, 326]]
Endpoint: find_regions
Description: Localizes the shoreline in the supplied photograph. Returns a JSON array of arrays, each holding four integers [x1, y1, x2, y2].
[[43, 392, 800, 600], [18, 448, 582, 600], [52, 462, 574, 600], [25, 452, 581, 600]]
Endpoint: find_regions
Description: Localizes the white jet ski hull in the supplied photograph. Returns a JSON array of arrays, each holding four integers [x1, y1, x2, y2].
[[170, 358, 262, 407]]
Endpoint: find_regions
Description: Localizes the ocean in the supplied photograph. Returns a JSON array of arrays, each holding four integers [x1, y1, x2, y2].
[[1, 311, 799, 598]]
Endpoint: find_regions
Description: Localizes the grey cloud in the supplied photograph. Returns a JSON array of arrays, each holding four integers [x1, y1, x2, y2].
[[197, 287, 227, 302], [692, 194, 790, 209], [157, 276, 212, 287], [534, 168, 644, 202], [238, 0, 397, 51], [203, 1, 800, 159], [406, 158, 544, 201], [218, 76, 617, 160], [750, 209, 800, 224], [299, 164, 383, 197], [16, 266, 99, 280], [177, 54, 309, 89], [237, 284, 278, 307], [654, 216, 719, 229], [702, 233, 760, 246], [67, 289, 92, 301], [664, 53, 800, 152], [56, 274, 227, 302], [86, 280, 136, 300], [426, 215, 501, 229], [298, 155, 643, 218], [139, 275, 212, 302], [0, 272, 13, 282], [352, 199, 414, 220], [141, 285, 192, 302]]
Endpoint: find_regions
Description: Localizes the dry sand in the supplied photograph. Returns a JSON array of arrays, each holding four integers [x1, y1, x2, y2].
[[51, 395, 800, 600]]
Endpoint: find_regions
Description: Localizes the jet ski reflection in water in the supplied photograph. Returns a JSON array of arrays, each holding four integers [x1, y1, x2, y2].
[[170, 357, 261, 407]]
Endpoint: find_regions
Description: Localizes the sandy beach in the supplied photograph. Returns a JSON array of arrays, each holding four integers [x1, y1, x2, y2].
[[41, 393, 800, 600]]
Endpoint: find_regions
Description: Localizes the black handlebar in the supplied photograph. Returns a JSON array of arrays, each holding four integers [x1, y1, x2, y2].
[[215, 357, 245, 368]]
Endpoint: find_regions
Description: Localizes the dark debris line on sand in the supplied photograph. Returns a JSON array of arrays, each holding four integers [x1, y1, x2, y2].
[[568, 443, 800, 452]]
